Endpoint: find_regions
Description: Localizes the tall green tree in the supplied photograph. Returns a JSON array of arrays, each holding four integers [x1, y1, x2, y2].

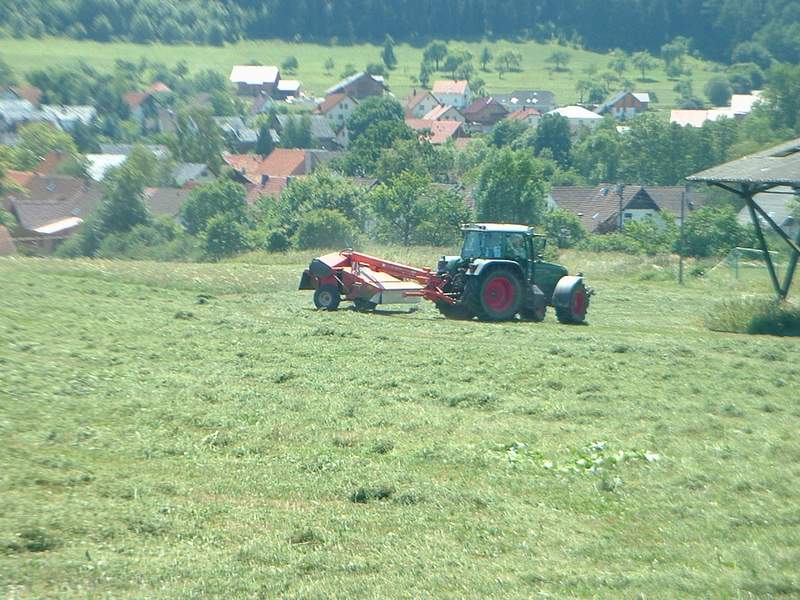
[[631, 51, 656, 80], [171, 110, 224, 172], [98, 161, 151, 235], [473, 148, 548, 225], [534, 115, 572, 168], [382, 35, 397, 70], [256, 124, 275, 156], [423, 42, 448, 71]]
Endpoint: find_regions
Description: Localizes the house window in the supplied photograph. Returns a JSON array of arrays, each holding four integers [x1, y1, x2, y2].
[[624, 212, 633, 220]]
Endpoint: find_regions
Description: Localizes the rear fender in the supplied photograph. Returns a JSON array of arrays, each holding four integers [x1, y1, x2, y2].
[[552, 275, 585, 308], [468, 259, 524, 280]]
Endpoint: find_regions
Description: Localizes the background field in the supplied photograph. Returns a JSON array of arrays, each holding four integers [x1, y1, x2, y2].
[[1, 37, 721, 108], [1, 250, 798, 598]]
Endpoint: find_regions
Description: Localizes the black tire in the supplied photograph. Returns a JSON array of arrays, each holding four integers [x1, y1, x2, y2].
[[521, 305, 546, 322], [473, 269, 523, 321], [555, 281, 589, 324], [313, 285, 341, 310], [353, 298, 377, 312], [435, 301, 472, 320]]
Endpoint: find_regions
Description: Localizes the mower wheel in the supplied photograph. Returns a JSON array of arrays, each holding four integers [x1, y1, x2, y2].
[[521, 305, 546, 322], [555, 279, 589, 324], [313, 285, 341, 311], [435, 301, 472, 320], [476, 269, 523, 321], [353, 298, 377, 312]]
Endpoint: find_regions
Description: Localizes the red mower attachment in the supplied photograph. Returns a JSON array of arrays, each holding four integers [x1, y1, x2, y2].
[[298, 250, 455, 311]]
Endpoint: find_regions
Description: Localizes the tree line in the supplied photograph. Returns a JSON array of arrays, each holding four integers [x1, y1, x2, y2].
[[2, 0, 799, 63]]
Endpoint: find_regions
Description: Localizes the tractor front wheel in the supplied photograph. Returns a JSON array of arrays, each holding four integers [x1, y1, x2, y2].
[[555, 280, 589, 324], [475, 269, 523, 321], [313, 285, 341, 311]]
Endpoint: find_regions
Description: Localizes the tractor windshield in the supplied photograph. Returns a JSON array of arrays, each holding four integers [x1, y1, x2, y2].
[[461, 231, 528, 261]]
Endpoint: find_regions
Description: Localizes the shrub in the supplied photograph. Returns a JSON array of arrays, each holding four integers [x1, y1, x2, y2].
[[706, 297, 800, 336], [292, 209, 358, 250], [264, 229, 290, 252], [203, 213, 252, 259], [578, 233, 645, 254], [682, 205, 752, 257], [542, 207, 586, 248], [704, 76, 733, 107]]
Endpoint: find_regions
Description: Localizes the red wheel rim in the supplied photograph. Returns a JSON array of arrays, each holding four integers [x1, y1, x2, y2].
[[483, 276, 515, 313], [572, 288, 586, 316]]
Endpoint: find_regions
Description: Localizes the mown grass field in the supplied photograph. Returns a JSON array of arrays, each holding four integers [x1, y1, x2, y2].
[[1, 37, 721, 108], [1, 249, 798, 598]]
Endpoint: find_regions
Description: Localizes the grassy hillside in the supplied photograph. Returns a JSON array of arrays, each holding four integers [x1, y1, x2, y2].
[[1, 37, 722, 108], [1, 250, 798, 598]]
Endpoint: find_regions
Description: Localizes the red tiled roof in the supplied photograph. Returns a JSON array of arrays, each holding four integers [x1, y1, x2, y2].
[[10, 85, 42, 106], [148, 82, 172, 94], [507, 107, 541, 120], [224, 149, 310, 182], [245, 177, 290, 204], [5, 170, 34, 188], [422, 105, 461, 121], [123, 91, 149, 108], [433, 80, 469, 95], [34, 151, 70, 176], [260, 149, 309, 177], [405, 119, 463, 144]]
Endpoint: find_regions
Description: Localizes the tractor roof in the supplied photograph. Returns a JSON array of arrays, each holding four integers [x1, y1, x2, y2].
[[462, 223, 533, 234]]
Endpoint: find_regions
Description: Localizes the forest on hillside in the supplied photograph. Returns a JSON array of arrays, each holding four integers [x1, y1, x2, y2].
[[1, 0, 799, 63]]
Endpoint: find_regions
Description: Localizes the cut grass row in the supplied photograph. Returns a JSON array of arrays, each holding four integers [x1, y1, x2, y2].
[[1, 37, 722, 107], [1, 250, 797, 598]]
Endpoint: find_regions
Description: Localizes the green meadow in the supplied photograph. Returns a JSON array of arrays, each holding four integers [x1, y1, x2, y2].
[[1, 249, 798, 598], [1, 37, 721, 107]]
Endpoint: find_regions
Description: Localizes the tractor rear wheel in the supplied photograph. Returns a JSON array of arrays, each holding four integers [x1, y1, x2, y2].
[[555, 280, 589, 324], [313, 285, 341, 311], [474, 269, 523, 321]]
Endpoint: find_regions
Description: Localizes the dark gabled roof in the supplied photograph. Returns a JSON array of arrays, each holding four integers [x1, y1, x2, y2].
[[275, 114, 336, 141], [549, 185, 624, 232], [10, 179, 102, 231], [144, 187, 191, 217], [647, 186, 708, 215], [325, 72, 387, 95], [687, 137, 800, 187]]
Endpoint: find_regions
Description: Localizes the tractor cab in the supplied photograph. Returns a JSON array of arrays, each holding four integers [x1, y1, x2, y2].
[[460, 223, 538, 264]]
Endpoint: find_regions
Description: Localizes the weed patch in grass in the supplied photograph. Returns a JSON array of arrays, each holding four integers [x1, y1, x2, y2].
[[350, 486, 394, 504]]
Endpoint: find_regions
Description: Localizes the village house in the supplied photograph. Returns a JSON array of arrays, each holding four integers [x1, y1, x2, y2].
[[736, 186, 799, 239], [547, 105, 602, 134], [171, 163, 216, 188], [272, 114, 339, 150], [0, 99, 39, 132], [432, 80, 472, 109], [596, 91, 650, 119], [461, 97, 508, 132], [506, 107, 541, 128], [405, 119, 464, 145], [549, 184, 707, 233], [1, 85, 43, 107], [326, 72, 387, 100], [422, 105, 465, 122], [143, 187, 192, 221], [671, 91, 762, 127], [213, 116, 258, 153], [40, 105, 97, 132], [404, 90, 440, 118], [224, 149, 337, 183], [229, 65, 281, 96], [275, 79, 302, 100], [314, 93, 359, 128], [495, 90, 556, 113]]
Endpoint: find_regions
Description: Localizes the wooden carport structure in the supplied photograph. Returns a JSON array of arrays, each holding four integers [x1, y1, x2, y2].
[[687, 137, 800, 300]]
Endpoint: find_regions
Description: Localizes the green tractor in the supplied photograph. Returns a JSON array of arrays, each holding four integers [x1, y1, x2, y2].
[[434, 223, 591, 323]]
